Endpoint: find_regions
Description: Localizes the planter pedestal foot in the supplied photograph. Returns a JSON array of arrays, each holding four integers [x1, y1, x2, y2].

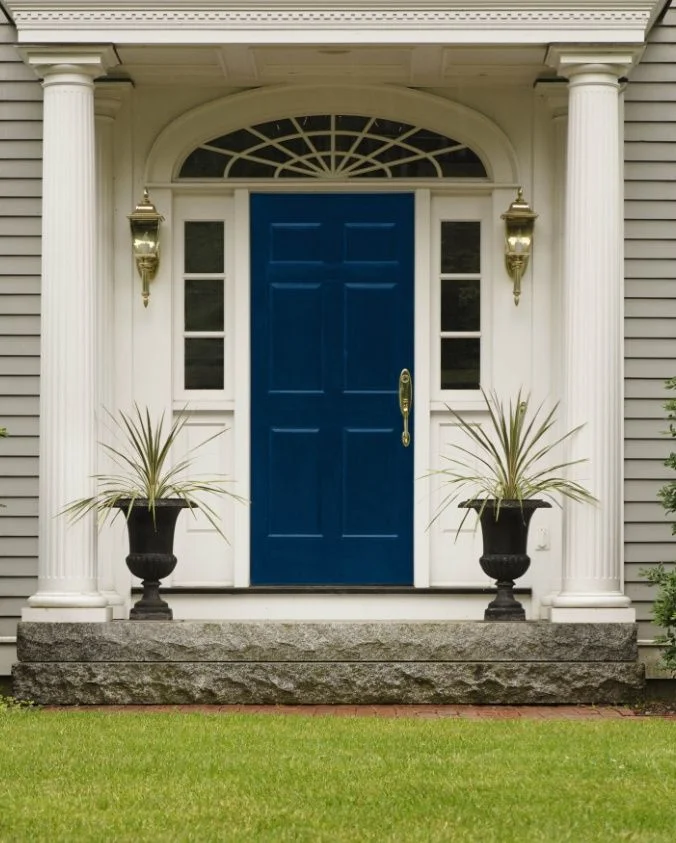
[[129, 578, 173, 621], [484, 577, 525, 621]]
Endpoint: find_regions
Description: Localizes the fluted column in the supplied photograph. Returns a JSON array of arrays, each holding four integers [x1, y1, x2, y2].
[[21, 48, 117, 621], [547, 47, 643, 623], [95, 82, 130, 617]]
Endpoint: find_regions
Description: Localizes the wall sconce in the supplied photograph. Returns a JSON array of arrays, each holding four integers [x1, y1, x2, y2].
[[501, 187, 537, 306], [128, 189, 164, 308]]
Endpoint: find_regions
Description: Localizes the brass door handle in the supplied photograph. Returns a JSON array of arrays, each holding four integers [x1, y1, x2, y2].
[[399, 369, 412, 447]]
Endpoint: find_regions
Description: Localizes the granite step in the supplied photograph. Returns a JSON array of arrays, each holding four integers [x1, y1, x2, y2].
[[12, 620, 645, 706]]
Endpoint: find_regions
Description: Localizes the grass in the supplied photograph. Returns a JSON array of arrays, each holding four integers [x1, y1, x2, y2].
[[1, 711, 675, 842]]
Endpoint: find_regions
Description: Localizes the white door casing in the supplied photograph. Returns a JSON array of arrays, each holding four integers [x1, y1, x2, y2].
[[125, 83, 558, 615]]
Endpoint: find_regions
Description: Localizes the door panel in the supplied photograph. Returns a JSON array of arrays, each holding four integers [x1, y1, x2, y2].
[[251, 193, 414, 585]]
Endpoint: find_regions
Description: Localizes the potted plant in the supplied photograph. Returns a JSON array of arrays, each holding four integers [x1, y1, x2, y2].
[[431, 388, 596, 621], [64, 405, 244, 620]]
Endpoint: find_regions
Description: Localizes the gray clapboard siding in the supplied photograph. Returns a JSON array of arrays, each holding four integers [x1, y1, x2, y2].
[[0, 11, 40, 652], [624, 2, 676, 640]]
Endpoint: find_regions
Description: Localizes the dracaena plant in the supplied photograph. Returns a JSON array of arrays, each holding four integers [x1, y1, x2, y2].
[[62, 405, 244, 539], [430, 387, 597, 526]]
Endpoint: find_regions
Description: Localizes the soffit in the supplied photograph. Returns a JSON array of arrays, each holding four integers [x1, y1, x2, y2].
[[112, 45, 551, 87], [4, 1, 665, 46]]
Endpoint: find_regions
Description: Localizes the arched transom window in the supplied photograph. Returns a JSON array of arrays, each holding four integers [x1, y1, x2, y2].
[[178, 114, 487, 180]]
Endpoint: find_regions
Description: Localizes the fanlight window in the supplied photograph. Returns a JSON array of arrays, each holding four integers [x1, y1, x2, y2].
[[179, 115, 487, 180]]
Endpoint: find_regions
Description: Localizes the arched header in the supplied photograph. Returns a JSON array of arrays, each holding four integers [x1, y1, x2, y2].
[[145, 84, 520, 184]]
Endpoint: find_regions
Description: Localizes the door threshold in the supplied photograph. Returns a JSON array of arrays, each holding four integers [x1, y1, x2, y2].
[[133, 585, 531, 595]]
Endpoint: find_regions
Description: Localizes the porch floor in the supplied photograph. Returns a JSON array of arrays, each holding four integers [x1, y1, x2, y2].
[[13, 620, 644, 706]]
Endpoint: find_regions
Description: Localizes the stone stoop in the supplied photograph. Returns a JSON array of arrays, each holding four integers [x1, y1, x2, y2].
[[12, 621, 645, 706]]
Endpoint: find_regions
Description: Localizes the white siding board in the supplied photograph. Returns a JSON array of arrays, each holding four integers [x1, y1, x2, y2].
[[0, 17, 41, 643]]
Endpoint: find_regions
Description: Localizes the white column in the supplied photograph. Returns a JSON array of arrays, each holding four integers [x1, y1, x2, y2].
[[95, 82, 130, 618], [534, 80, 568, 619], [547, 47, 643, 623], [21, 48, 117, 622]]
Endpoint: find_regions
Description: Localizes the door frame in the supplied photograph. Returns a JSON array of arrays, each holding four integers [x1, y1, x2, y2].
[[230, 186, 432, 587]]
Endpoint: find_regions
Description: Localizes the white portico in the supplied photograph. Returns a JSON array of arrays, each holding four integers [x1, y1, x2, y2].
[[4, 1, 663, 625]]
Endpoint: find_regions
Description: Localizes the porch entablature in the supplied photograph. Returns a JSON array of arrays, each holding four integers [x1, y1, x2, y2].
[[4, 0, 665, 46]]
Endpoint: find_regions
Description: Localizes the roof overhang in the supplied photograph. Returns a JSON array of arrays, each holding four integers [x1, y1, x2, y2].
[[3, 1, 668, 46]]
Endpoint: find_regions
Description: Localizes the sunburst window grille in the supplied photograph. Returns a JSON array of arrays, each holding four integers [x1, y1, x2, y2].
[[178, 115, 487, 180]]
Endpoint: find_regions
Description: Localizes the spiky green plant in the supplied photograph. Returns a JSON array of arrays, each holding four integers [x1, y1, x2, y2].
[[430, 387, 597, 527], [62, 405, 244, 539]]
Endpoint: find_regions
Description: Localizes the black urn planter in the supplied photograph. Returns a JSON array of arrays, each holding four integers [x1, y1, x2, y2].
[[460, 499, 551, 621], [115, 499, 191, 620]]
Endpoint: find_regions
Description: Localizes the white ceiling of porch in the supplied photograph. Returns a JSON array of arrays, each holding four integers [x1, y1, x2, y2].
[[113, 44, 552, 86]]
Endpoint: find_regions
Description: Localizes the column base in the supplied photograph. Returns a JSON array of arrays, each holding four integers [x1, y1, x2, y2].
[[100, 590, 128, 619], [550, 607, 636, 623], [22, 606, 113, 623]]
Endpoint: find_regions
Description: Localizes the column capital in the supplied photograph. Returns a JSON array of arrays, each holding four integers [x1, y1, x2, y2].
[[545, 45, 645, 80], [95, 80, 133, 120], [534, 79, 569, 119], [18, 45, 118, 80]]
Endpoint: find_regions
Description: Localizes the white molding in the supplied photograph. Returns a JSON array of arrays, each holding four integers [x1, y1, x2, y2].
[[232, 188, 251, 588], [145, 84, 519, 186], [5, 2, 663, 46], [18, 45, 119, 76], [413, 189, 431, 588], [546, 44, 646, 77]]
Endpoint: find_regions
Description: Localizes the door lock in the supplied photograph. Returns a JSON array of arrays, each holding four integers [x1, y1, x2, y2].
[[398, 369, 412, 447]]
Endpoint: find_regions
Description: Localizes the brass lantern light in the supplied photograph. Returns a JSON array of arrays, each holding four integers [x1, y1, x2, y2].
[[128, 189, 164, 308], [501, 187, 537, 306]]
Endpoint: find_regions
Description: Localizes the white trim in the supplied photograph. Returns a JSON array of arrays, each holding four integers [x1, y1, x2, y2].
[[233, 189, 251, 587], [413, 189, 432, 588], [145, 85, 519, 187], [5, 2, 662, 45]]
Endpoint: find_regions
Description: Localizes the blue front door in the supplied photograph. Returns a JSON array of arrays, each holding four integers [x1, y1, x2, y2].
[[251, 193, 414, 585]]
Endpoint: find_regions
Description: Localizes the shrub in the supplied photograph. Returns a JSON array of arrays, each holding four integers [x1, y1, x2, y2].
[[642, 377, 676, 676]]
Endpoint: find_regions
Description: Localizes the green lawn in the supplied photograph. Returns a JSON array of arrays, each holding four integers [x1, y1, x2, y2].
[[1, 710, 675, 842]]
